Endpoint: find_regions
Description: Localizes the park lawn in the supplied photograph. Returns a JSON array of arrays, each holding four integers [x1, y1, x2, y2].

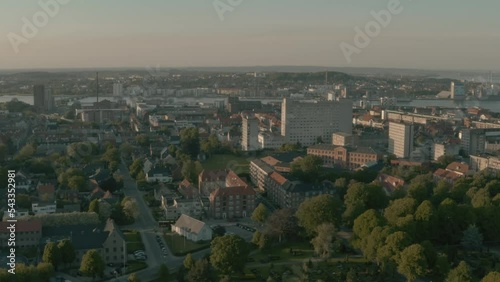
[[202, 154, 250, 172], [126, 260, 147, 274], [246, 256, 372, 281], [250, 241, 314, 262], [164, 232, 210, 256]]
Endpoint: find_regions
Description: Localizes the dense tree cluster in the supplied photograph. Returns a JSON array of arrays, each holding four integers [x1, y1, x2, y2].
[[349, 169, 500, 281], [0, 263, 54, 282]]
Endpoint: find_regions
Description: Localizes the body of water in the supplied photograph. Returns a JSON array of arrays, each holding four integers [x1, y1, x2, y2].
[[2, 95, 500, 113]]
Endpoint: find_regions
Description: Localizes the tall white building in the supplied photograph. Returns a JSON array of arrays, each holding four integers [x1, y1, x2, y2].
[[388, 122, 414, 158], [113, 83, 124, 96], [242, 115, 260, 151], [281, 98, 352, 146]]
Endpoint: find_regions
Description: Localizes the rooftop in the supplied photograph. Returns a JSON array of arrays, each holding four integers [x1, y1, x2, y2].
[[0, 220, 42, 233], [173, 214, 208, 235]]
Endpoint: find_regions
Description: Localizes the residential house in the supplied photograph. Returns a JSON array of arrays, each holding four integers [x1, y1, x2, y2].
[[32, 184, 56, 215], [198, 170, 228, 196], [0, 220, 42, 248], [143, 158, 155, 175], [146, 166, 173, 183], [178, 180, 199, 199], [433, 162, 470, 184], [42, 219, 126, 265], [378, 174, 406, 195], [15, 171, 35, 192], [161, 196, 203, 221], [171, 214, 212, 242]]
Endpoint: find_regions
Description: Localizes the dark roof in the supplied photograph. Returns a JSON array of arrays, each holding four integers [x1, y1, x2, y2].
[[250, 159, 274, 174], [147, 166, 171, 177], [285, 180, 335, 193], [269, 152, 304, 163], [90, 168, 112, 183], [42, 223, 109, 250]]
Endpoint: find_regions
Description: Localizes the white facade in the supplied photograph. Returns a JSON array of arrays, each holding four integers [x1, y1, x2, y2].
[[31, 202, 56, 215], [281, 98, 352, 146], [171, 215, 212, 242], [433, 143, 460, 161], [146, 173, 173, 183], [388, 122, 414, 158], [258, 132, 285, 149], [242, 115, 260, 151]]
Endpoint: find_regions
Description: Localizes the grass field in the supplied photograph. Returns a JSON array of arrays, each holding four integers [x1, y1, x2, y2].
[[124, 231, 145, 254], [202, 154, 250, 172], [249, 241, 314, 262], [164, 232, 210, 256], [126, 260, 147, 274]]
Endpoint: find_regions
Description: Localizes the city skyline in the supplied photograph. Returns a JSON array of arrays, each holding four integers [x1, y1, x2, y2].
[[1, 0, 500, 70]]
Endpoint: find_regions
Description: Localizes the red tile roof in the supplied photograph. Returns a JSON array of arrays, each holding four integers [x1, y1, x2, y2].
[[434, 168, 463, 182], [269, 172, 288, 186], [0, 220, 42, 233], [37, 184, 55, 194], [446, 162, 469, 175], [226, 170, 247, 187], [199, 170, 227, 182]]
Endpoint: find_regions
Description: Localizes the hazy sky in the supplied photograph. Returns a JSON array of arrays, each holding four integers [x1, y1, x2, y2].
[[1, 0, 499, 70]]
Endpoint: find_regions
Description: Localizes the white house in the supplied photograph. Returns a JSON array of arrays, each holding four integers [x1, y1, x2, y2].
[[143, 158, 155, 175], [146, 167, 173, 183], [31, 202, 56, 215], [171, 214, 212, 242], [161, 197, 202, 220]]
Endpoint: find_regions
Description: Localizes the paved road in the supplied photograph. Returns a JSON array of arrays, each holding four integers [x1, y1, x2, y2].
[[118, 159, 169, 268], [112, 159, 212, 282]]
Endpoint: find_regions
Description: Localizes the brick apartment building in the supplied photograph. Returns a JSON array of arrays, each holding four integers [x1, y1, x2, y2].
[[307, 144, 381, 170], [0, 220, 42, 248]]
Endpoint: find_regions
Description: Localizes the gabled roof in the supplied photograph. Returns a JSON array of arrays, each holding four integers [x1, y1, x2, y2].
[[434, 168, 463, 182], [147, 166, 171, 177], [269, 172, 288, 186], [379, 174, 406, 194], [178, 180, 198, 198], [226, 170, 248, 188], [42, 223, 109, 250], [104, 218, 124, 238], [199, 169, 227, 182], [173, 214, 208, 235], [446, 162, 469, 175], [38, 184, 55, 194], [210, 185, 256, 199]]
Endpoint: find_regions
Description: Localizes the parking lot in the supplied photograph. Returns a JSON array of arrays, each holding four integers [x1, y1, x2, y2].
[[217, 223, 256, 242]]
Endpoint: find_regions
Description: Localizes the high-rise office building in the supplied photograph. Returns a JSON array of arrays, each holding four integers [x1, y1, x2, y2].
[[33, 85, 46, 113], [281, 98, 352, 146], [113, 83, 123, 96], [33, 85, 54, 113], [388, 122, 414, 158], [242, 114, 260, 151], [451, 82, 465, 100]]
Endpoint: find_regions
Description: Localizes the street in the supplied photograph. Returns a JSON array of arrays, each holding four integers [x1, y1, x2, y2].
[[114, 159, 211, 282]]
